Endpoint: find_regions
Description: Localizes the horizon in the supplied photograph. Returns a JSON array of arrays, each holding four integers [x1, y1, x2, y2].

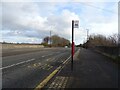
[[1, 0, 118, 45]]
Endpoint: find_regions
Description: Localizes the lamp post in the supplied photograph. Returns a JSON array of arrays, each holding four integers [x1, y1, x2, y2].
[[86, 29, 89, 41], [50, 30, 51, 47], [86, 29, 89, 49]]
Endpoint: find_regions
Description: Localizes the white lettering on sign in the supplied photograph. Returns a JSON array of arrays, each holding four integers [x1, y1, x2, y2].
[[74, 20, 79, 28]]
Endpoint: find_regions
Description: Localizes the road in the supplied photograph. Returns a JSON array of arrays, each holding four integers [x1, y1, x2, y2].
[[2, 47, 119, 88], [2, 47, 72, 88]]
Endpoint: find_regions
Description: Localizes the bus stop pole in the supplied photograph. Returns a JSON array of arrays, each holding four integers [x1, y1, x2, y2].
[[71, 20, 74, 71]]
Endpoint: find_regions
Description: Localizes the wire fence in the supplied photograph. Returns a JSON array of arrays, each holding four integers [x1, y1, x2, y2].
[[95, 46, 120, 57]]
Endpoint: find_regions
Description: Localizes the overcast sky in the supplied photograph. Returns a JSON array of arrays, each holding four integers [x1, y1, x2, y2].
[[1, 0, 118, 45]]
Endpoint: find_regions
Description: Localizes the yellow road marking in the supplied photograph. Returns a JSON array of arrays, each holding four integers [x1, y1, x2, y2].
[[34, 57, 68, 90], [34, 54, 73, 90], [47, 66, 53, 70], [33, 64, 37, 67], [34, 67, 60, 90]]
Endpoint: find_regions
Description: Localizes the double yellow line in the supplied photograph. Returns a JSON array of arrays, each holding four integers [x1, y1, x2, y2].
[[34, 49, 80, 90], [34, 66, 62, 90], [34, 55, 71, 90]]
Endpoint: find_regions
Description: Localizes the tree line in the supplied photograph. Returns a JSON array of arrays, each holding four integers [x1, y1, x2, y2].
[[82, 33, 119, 48], [41, 35, 71, 47]]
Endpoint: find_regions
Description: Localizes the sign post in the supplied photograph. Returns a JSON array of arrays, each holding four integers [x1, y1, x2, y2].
[[71, 20, 79, 71]]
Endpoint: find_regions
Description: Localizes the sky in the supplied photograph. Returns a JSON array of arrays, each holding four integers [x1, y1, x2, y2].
[[0, 0, 119, 45]]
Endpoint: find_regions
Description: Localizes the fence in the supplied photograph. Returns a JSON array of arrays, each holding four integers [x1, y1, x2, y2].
[[95, 46, 120, 57], [1, 43, 44, 49]]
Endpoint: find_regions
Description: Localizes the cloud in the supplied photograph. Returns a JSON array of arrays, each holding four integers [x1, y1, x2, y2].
[[2, 2, 81, 43], [78, 2, 118, 36], [1, 0, 119, 2], [89, 21, 118, 35], [46, 9, 80, 37], [1, 1, 118, 44]]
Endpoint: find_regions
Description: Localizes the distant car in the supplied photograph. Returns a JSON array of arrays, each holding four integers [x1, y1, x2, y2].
[[65, 46, 68, 48]]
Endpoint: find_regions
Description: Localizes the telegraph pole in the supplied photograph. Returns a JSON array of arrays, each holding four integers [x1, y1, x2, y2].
[[50, 30, 51, 47], [86, 29, 89, 41], [86, 29, 89, 49]]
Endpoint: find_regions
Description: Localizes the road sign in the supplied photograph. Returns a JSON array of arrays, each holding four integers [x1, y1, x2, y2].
[[74, 20, 79, 28]]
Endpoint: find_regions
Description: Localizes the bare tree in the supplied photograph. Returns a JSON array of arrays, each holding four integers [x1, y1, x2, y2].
[[43, 36, 50, 44], [42, 35, 70, 47], [84, 34, 118, 48], [51, 35, 70, 47]]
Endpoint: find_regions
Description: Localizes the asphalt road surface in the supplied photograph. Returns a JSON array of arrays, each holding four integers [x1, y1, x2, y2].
[[2, 47, 72, 88], [2, 47, 119, 89]]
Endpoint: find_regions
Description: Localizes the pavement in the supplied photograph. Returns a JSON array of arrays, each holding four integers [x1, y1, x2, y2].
[[43, 48, 119, 89]]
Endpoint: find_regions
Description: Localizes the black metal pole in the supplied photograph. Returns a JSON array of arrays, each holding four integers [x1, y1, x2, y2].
[[87, 29, 89, 41], [71, 20, 74, 71], [50, 31, 51, 47]]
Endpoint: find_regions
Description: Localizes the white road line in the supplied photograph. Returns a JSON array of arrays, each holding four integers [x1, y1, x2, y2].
[[0, 58, 35, 70], [41, 52, 61, 58], [25, 58, 35, 62], [42, 54, 53, 58], [42, 56, 45, 57]]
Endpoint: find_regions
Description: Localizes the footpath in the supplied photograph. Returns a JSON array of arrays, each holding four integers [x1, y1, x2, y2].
[[43, 48, 118, 89]]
